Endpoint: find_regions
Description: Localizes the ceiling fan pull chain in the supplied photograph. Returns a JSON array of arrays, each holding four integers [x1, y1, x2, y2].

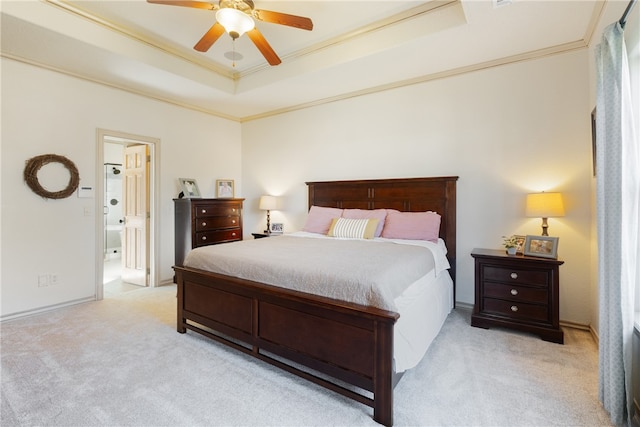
[[232, 38, 236, 68]]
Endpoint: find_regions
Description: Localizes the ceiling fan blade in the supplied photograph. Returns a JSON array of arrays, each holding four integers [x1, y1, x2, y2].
[[246, 28, 281, 66], [253, 9, 313, 31], [194, 22, 225, 52], [146, 0, 218, 11]]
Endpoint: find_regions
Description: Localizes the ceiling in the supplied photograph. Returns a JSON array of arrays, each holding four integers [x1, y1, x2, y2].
[[0, 0, 613, 121]]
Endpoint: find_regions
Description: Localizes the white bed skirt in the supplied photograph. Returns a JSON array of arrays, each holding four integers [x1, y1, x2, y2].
[[394, 269, 454, 372]]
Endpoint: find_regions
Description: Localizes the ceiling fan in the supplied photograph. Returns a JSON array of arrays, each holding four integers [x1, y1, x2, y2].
[[147, 0, 314, 66]]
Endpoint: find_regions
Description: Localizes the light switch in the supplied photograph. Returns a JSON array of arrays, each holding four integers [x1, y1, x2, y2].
[[77, 186, 94, 198]]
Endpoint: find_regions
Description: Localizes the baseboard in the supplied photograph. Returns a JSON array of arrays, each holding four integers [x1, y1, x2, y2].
[[456, 304, 598, 336], [558, 319, 590, 331], [0, 296, 96, 322], [454, 301, 473, 311]]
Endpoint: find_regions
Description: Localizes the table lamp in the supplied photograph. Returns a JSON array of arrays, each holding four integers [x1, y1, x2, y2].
[[526, 192, 565, 236], [259, 195, 277, 234]]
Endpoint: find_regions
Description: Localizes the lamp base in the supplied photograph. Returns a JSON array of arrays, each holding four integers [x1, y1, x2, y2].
[[541, 217, 549, 236], [265, 210, 271, 235]]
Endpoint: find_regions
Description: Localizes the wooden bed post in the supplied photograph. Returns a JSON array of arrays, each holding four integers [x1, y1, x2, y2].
[[373, 319, 394, 427], [176, 270, 186, 333]]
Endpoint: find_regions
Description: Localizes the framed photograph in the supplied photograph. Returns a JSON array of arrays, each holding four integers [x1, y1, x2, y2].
[[514, 235, 526, 255], [524, 235, 559, 259], [216, 179, 234, 198], [178, 178, 201, 198], [271, 222, 283, 234]]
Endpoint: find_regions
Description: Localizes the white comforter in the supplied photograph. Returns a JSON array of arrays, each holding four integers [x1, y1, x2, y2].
[[183, 232, 449, 312]]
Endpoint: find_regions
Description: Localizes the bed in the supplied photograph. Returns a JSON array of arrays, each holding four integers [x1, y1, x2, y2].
[[173, 176, 458, 426]]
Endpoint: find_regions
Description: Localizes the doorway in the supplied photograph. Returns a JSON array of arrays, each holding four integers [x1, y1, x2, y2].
[[96, 129, 159, 300]]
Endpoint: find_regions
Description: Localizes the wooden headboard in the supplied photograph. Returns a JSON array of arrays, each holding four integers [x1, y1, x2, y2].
[[306, 176, 458, 286]]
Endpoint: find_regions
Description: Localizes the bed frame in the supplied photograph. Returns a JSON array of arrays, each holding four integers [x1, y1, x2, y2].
[[173, 176, 457, 426]]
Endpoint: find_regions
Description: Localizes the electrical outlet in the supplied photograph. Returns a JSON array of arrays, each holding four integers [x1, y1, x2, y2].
[[38, 274, 49, 287], [49, 274, 59, 285]]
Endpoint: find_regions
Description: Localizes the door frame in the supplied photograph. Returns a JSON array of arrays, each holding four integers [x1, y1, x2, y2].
[[95, 129, 160, 300]]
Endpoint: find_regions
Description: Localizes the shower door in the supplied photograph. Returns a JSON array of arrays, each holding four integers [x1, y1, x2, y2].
[[104, 163, 123, 258]]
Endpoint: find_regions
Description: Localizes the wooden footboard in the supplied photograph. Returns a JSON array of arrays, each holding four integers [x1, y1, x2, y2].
[[175, 265, 400, 426]]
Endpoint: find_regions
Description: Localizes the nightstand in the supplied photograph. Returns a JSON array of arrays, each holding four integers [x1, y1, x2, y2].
[[471, 248, 564, 344]]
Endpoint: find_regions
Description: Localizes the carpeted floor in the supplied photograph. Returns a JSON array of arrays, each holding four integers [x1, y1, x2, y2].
[[1, 284, 612, 426]]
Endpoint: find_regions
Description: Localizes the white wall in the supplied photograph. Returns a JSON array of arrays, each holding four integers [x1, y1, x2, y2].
[[242, 49, 593, 325], [0, 58, 242, 318]]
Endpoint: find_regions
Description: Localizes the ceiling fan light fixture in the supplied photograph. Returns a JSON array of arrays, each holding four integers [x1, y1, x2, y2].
[[216, 8, 254, 39]]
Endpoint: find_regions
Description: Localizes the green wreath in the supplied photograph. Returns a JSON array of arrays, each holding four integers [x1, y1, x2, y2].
[[24, 154, 80, 199]]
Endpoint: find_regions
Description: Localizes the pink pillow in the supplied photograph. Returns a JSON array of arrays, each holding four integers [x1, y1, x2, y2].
[[342, 209, 387, 237], [302, 206, 344, 234], [381, 210, 441, 242]]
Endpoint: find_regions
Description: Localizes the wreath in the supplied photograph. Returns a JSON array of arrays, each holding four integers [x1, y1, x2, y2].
[[24, 154, 80, 199]]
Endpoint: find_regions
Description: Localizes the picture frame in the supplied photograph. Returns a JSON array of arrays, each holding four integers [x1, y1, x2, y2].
[[216, 179, 234, 198], [524, 235, 559, 259], [178, 178, 201, 198], [514, 235, 526, 255], [271, 222, 283, 234]]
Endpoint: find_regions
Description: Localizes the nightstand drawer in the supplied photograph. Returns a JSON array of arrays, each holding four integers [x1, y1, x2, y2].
[[483, 265, 548, 286], [483, 298, 548, 322], [194, 229, 241, 246], [483, 282, 548, 304], [195, 216, 240, 231]]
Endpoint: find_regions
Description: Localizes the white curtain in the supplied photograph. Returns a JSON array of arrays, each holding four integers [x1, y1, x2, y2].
[[596, 21, 639, 426]]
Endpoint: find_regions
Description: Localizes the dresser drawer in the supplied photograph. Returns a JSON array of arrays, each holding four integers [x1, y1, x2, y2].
[[483, 297, 548, 323], [194, 229, 241, 246], [483, 265, 548, 287], [195, 204, 241, 218], [195, 216, 240, 231], [483, 282, 548, 304]]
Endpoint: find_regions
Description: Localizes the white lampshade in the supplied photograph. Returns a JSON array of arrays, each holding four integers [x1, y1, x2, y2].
[[526, 192, 565, 218], [216, 8, 254, 39], [259, 195, 277, 211]]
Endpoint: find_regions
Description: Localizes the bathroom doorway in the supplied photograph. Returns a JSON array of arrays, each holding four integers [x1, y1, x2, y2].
[[96, 129, 159, 300], [103, 158, 126, 291]]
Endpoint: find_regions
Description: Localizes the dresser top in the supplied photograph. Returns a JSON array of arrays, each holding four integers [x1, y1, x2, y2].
[[173, 198, 245, 202]]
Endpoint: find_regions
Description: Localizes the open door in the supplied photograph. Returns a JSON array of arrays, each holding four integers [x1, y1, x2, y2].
[[121, 144, 149, 286]]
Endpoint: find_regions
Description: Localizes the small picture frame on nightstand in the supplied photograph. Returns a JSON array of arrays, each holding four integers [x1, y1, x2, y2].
[[524, 235, 559, 259], [514, 235, 526, 255], [271, 223, 283, 234]]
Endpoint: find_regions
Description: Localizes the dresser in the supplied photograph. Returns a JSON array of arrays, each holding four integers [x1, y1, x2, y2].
[[174, 198, 244, 267], [471, 248, 564, 344]]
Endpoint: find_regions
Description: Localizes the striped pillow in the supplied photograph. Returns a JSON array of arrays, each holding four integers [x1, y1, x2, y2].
[[327, 217, 379, 239]]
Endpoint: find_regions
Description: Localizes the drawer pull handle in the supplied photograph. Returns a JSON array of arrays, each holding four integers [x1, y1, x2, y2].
[[232, 232, 236, 237], [201, 209, 207, 214], [202, 236, 207, 241], [510, 272, 518, 279], [510, 289, 518, 296], [510, 305, 518, 312], [232, 220, 236, 224], [202, 222, 207, 227], [232, 209, 236, 212]]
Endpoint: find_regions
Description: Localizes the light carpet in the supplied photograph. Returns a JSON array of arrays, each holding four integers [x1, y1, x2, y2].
[[1, 284, 612, 426]]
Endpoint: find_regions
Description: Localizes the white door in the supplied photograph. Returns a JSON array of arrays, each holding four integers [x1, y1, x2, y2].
[[121, 144, 149, 286]]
